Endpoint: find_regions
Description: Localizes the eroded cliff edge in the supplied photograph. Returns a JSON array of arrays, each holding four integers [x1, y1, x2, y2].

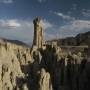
[[0, 39, 90, 90], [0, 39, 32, 90]]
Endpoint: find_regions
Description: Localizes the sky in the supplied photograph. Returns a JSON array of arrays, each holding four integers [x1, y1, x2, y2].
[[0, 0, 90, 44]]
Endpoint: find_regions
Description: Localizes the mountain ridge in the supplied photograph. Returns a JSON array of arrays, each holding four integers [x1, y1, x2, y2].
[[49, 31, 90, 46]]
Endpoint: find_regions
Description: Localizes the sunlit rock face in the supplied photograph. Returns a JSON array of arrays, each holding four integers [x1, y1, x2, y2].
[[0, 39, 32, 90], [39, 68, 53, 90], [0, 34, 90, 90], [0, 39, 90, 90]]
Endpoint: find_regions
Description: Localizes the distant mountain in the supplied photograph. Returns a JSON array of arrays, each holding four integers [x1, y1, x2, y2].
[[0, 38, 29, 47], [76, 31, 90, 46], [50, 31, 90, 47]]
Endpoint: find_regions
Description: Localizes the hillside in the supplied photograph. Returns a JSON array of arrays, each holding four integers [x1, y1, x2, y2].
[[0, 38, 29, 47], [0, 39, 32, 90], [0, 31, 90, 90], [56, 31, 90, 46]]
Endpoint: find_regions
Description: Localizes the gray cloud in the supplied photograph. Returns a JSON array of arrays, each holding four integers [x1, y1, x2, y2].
[[58, 20, 90, 38], [0, 19, 21, 29], [37, 0, 46, 3], [0, 0, 14, 3], [51, 11, 75, 20], [60, 20, 90, 31], [82, 9, 90, 17], [72, 4, 77, 10], [41, 19, 53, 30]]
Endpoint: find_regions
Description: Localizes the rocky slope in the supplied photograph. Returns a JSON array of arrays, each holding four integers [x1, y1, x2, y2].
[[0, 39, 32, 90], [0, 34, 90, 90], [0, 38, 53, 90], [48, 31, 90, 55], [56, 31, 90, 46], [76, 31, 90, 46]]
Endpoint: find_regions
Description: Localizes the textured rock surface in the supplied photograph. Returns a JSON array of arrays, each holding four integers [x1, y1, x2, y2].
[[0, 38, 90, 90], [0, 39, 32, 90], [39, 68, 52, 90], [52, 31, 90, 46], [0, 17, 90, 90]]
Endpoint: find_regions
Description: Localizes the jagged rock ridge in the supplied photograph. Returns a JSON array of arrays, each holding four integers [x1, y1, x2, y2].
[[0, 39, 32, 90], [0, 34, 90, 90]]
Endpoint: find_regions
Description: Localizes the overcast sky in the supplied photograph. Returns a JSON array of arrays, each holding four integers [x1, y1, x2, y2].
[[0, 0, 90, 44]]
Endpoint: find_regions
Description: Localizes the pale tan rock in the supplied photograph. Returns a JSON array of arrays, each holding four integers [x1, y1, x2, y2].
[[22, 83, 29, 90], [0, 40, 32, 90], [33, 17, 44, 49], [39, 68, 53, 90]]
